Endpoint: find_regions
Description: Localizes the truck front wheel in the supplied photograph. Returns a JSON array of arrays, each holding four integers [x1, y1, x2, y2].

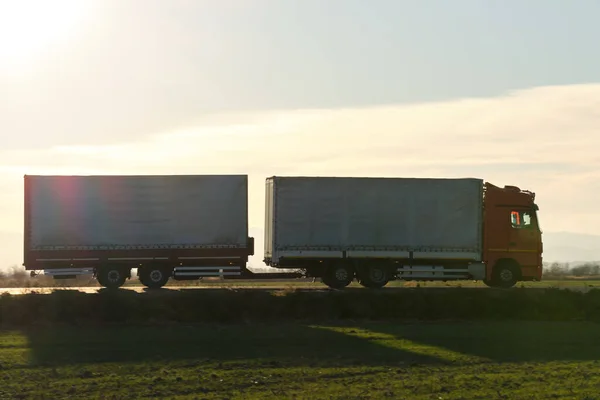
[[492, 262, 519, 288], [97, 267, 127, 289], [323, 264, 354, 289], [358, 266, 390, 289], [139, 267, 170, 289]]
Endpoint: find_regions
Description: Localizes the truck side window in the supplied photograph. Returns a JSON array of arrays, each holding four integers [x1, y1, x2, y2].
[[511, 210, 533, 229], [511, 211, 520, 227]]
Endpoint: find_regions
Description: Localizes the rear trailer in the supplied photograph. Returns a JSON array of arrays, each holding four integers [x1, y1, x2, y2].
[[263, 176, 487, 288], [24, 174, 255, 288]]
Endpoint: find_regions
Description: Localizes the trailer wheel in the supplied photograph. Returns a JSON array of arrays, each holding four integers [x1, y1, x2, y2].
[[97, 267, 127, 289], [139, 267, 170, 289], [138, 274, 148, 286], [358, 266, 390, 289], [96, 272, 107, 287], [323, 264, 354, 289]]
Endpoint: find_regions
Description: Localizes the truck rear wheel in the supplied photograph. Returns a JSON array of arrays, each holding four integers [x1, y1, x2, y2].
[[97, 267, 127, 289], [139, 267, 170, 289], [323, 264, 354, 289], [358, 266, 390, 289]]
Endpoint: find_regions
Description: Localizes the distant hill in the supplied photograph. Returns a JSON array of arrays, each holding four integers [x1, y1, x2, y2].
[[540, 231, 600, 263]]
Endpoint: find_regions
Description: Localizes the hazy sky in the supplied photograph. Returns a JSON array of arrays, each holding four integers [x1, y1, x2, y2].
[[1, 1, 600, 269]]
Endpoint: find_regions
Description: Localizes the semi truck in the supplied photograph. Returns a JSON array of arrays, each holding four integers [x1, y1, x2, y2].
[[263, 176, 543, 289], [23, 174, 543, 289]]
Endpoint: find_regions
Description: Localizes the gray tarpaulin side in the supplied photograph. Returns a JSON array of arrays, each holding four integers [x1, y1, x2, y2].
[[28, 175, 248, 250], [269, 177, 483, 252]]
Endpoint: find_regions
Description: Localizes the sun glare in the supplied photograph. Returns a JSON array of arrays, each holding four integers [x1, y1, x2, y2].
[[0, 0, 91, 72]]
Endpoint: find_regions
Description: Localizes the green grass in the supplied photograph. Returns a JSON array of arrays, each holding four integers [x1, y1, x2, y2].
[[4, 287, 600, 327], [2, 287, 600, 398], [1, 321, 600, 399]]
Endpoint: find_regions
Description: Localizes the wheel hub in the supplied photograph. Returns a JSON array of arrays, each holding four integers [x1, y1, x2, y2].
[[107, 270, 120, 283], [370, 268, 385, 282], [150, 270, 162, 282], [500, 269, 513, 281], [335, 268, 349, 281]]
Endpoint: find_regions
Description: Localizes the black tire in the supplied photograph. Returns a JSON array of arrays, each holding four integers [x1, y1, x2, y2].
[[492, 262, 519, 288], [96, 272, 107, 287], [138, 267, 170, 289], [138, 273, 148, 287], [323, 264, 354, 289], [97, 267, 127, 289], [358, 265, 390, 289]]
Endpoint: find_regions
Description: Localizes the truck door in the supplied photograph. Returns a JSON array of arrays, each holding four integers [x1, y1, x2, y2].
[[508, 209, 540, 268]]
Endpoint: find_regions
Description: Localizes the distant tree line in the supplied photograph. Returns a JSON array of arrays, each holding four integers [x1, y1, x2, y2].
[[543, 262, 600, 279]]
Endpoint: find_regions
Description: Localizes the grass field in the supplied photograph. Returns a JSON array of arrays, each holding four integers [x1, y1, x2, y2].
[[3, 286, 600, 326], [2, 284, 600, 398], [1, 321, 600, 399]]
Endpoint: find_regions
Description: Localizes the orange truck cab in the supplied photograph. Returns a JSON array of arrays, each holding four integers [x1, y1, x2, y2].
[[482, 183, 543, 287]]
